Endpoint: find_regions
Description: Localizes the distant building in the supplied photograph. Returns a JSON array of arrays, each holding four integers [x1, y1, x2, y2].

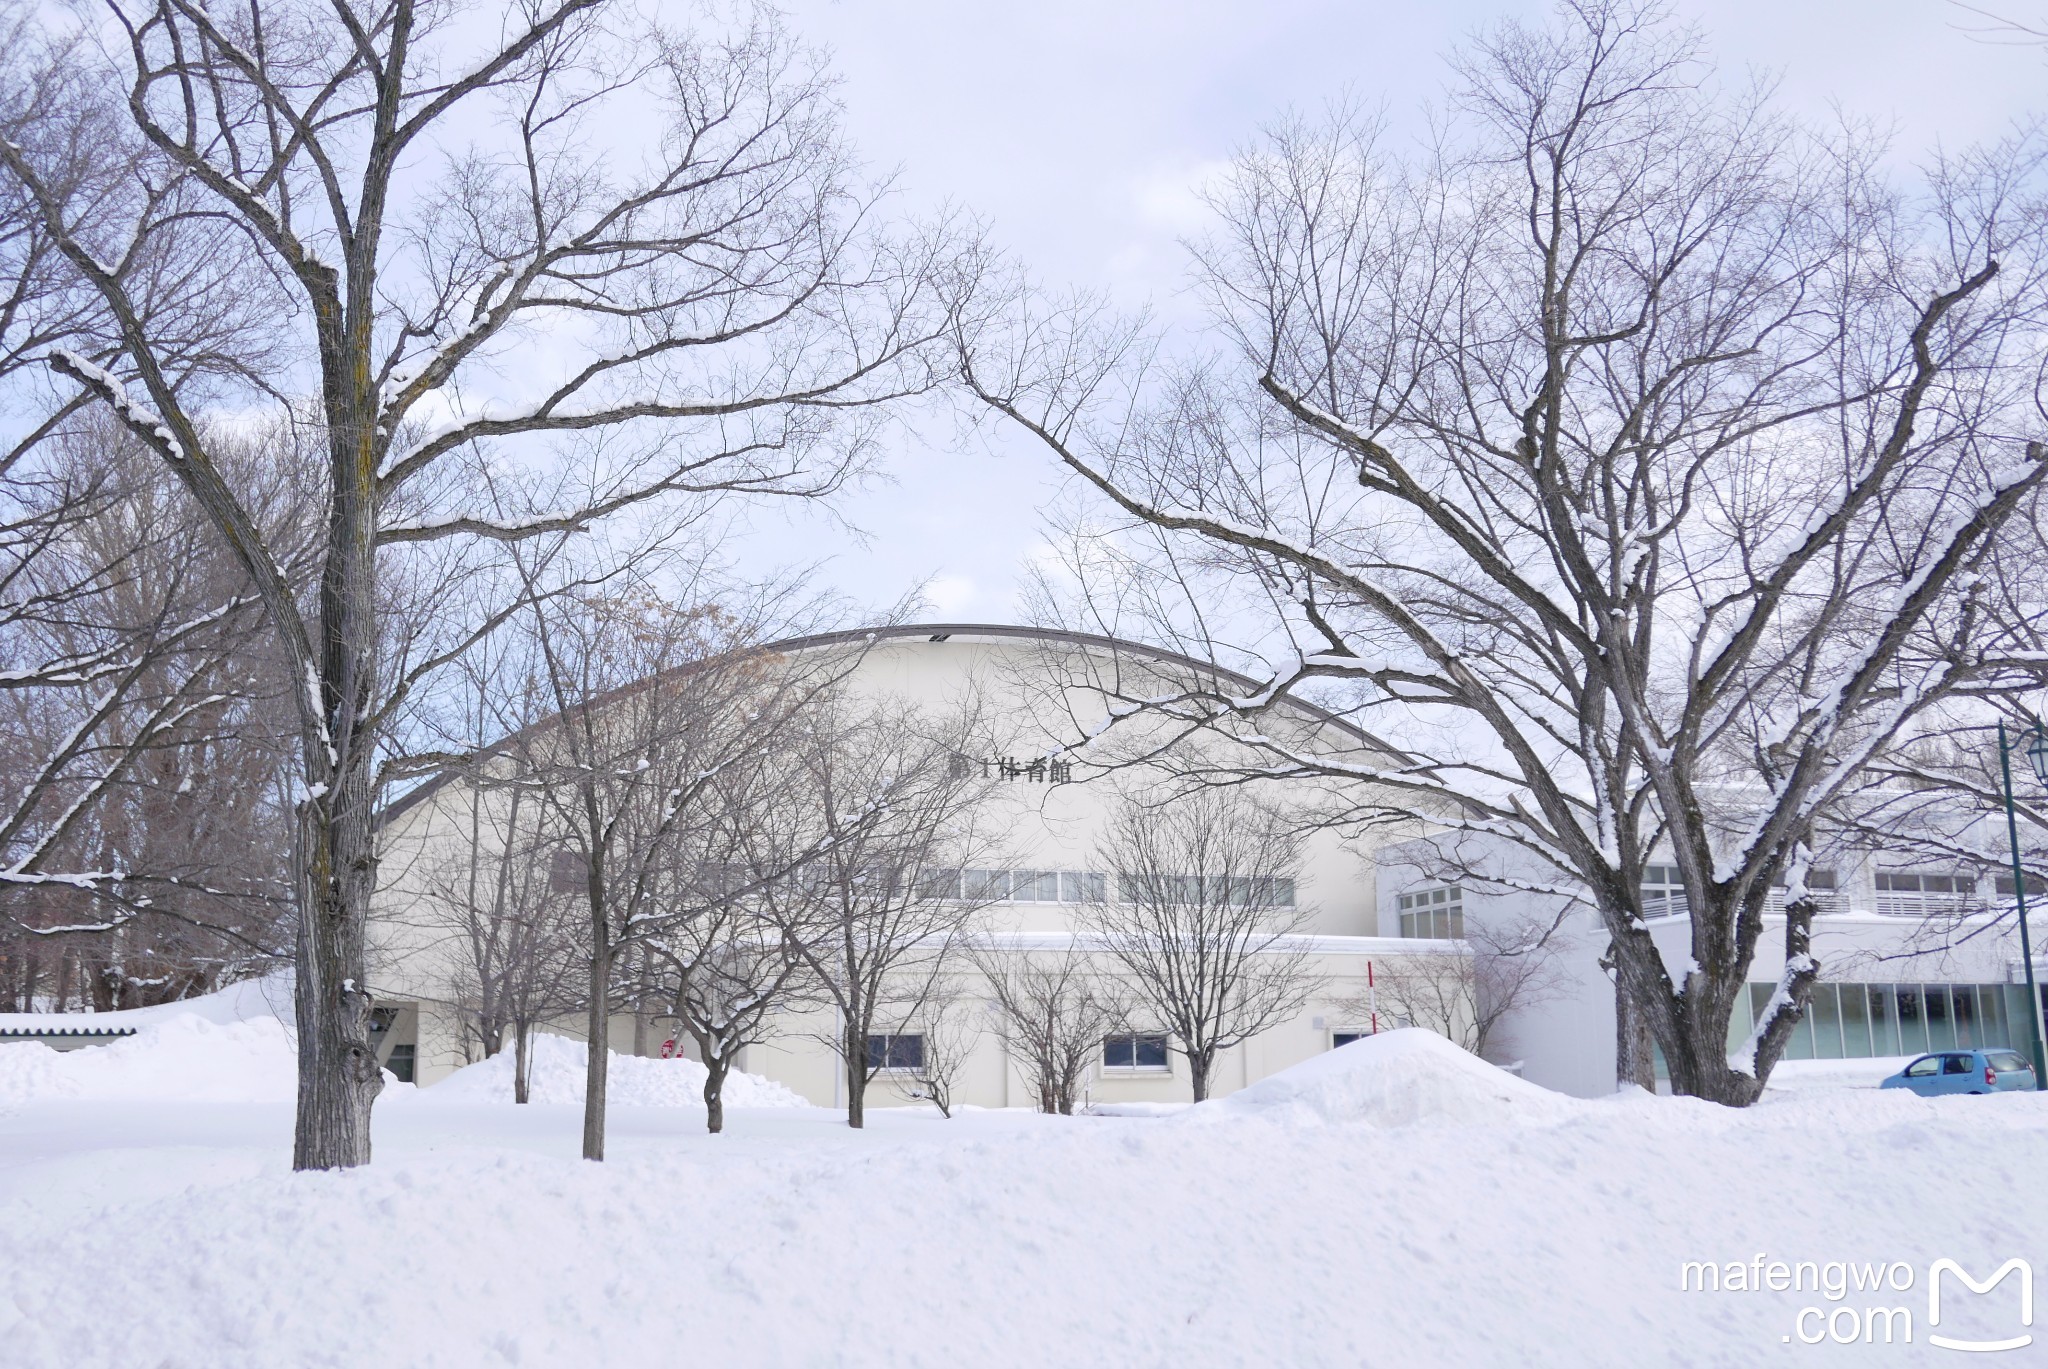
[[1375, 827, 2048, 1098], [366, 623, 1467, 1106]]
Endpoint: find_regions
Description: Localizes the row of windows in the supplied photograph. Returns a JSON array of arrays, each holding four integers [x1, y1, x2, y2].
[[919, 869, 1295, 907], [1643, 865, 1844, 916], [1722, 981, 2044, 1061], [863, 1032, 1173, 1073], [1399, 865, 2021, 931], [920, 869, 1106, 903], [1874, 872, 1972, 895]]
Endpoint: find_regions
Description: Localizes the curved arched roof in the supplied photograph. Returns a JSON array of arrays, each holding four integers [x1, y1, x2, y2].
[[380, 621, 1398, 823]]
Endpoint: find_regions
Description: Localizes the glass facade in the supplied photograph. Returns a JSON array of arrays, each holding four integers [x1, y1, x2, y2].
[[1724, 981, 2046, 1060]]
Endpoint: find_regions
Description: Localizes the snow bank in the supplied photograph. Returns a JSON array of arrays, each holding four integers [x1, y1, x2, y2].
[[1206, 1027, 1575, 1127], [11, 1080, 2048, 1367], [1761, 1055, 1916, 1092], [0, 972, 292, 1032], [0, 974, 297, 1108], [0, 1014, 297, 1107], [422, 1032, 807, 1109]]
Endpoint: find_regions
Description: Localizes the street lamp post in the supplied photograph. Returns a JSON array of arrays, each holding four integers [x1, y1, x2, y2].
[[1996, 721, 2048, 1090]]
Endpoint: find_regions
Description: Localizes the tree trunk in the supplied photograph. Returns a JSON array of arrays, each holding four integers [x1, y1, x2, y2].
[[1187, 1048, 1214, 1103], [514, 1019, 532, 1105], [844, 1024, 866, 1129], [291, 397, 385, 1171], [1607, 896, 1817, 1107], [1662, 899, 1816, 1106], [290, 788, 383, 1170], [582, 950, 612, 1160], [703, 1054, 730, 1134], [1615, 980, 1656, 1091]]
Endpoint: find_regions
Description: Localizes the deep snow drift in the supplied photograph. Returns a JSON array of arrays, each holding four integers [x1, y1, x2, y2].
[[0, 976, 803, 1112], [0, 972, 294, 1032], [6, 1003, 2047, 1367], [421, 1031, 807, 1109], [0, 1013, 298, 1107], [1207, 1026, 1576, 1127]]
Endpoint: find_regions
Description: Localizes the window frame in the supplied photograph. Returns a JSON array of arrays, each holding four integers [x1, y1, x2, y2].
[[1101, 1032, 1172, 1072], [864, 1032, 926, 1074], [1396, 884, 1464, 939]]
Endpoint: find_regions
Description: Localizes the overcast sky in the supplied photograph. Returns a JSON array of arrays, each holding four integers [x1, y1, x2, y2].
[[736, 0, 2045, 625]]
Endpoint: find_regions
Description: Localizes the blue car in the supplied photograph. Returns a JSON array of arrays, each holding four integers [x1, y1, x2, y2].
[[1880, 1048, 2037, 1096]]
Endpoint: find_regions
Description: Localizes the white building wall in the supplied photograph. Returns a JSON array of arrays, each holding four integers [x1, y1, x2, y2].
[[367, 625, 1460, 1104], [1376, 829, 2048, 1098]]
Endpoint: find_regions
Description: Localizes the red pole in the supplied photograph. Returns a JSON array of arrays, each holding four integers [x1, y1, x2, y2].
[[1368, 959, 1378, 1035]]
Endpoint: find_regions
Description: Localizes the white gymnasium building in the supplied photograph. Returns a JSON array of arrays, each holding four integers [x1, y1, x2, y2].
[[364, 623, 1465, 1106], [364, 620, 2048, 1105]]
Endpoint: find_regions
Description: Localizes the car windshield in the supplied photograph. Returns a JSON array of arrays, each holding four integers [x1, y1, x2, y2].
[[1905, 1057, 1939, 1077], [1988, 1052, 2031, 1072]]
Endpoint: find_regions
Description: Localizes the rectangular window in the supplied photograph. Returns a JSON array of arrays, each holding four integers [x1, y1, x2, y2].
[[1875, 871, 1978, 917], [1840, 983, 1872, 1057], [1896, 986, 1928, 1054], [1642, 864, 1687, 916], [548, 847, 587, 894], [1995, 872, 2048, 897], [918, 867, 962, 900], [864, 1033, 925, 1072], [1875, 872, 1974, 894], [1809, 983, 1844, 1059], [1765, 868, 1841, 916], [1331, 1030, 1373, 1048], [961, 869, 1009, 902], [1924, 985, 1956, 1052], [1059, 870, 1106, 903], [384, 1043, 416, 1084], [1011, 871, 1060, 903], [1103, 1033, 1170, 1070], [1397, 885, 1464, 939], [1246, 876, 1296, 907], [1954, 985, 1980, 1049]]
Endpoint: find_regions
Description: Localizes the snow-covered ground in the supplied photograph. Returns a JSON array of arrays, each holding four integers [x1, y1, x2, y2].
[[4, 988, 2045, 1366]]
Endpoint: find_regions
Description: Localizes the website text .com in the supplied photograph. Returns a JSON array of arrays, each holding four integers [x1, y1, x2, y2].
[[1679, 1256, 2033, 1350]]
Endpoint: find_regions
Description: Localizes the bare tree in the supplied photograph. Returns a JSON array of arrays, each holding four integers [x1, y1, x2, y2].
[[414, 780, 583, 1103], [1954, 3, 2048, 47], [962, 0, 2048, 1104], [1084, 789, 1319, 1102], [1361, 916, 1570, 1061], [0, 0, 968, 1168], [779, 700, 1001, 1128], [902, 977, 981, 1119], [501, 570, 856, 1159], [644, 759, 829, 1135], [0, 419, 306, 999], [0, 11, 293, 969], [973, 941, 1126, 1114]]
